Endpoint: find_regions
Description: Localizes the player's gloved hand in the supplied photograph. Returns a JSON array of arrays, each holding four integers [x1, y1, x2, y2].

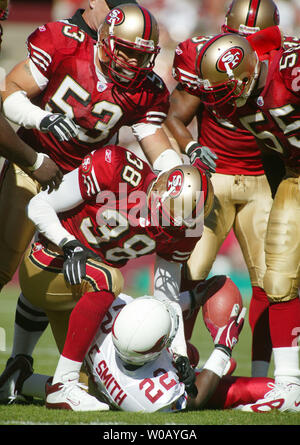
[[62, 240, 100, 286], [174, 355, 198, 398], [186, 142, 217, 175], [39, 113, 79, 142], [205, 304, 246, 357]]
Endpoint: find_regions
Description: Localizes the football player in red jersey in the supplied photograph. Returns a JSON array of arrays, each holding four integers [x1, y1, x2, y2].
[[165, 0, 290, 379], [193, 29, 300, 412], [0, 145, 213, 410], [0, 1, 62, 190], [0, 1, 189, 380]]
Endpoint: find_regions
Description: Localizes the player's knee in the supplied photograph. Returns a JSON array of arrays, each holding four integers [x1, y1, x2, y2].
[[263, 271, 299, 303], [85, 259, 124, 297]]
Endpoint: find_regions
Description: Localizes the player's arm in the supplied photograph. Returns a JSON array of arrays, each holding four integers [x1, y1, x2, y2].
[[2, 59, 78, 141], [164, 85, 201, 152], [187, 305, 246, 410], [26, 168, 83, 247], [0, 112, 63, 191], [165, 86, 217, 174], [27, 167, 99, 284], [136, 125, 183, 172]]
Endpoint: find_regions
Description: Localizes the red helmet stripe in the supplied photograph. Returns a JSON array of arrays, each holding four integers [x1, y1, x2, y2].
[[139, 6, 152, 40], [246, 0, 261, 27]]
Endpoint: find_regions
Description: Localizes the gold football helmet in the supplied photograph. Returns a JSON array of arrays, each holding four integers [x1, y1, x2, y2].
[[196, 33, 260, 108], [222, 0, 280, 36], [98, 3, 160, 89], [148, 165, 213, 234]]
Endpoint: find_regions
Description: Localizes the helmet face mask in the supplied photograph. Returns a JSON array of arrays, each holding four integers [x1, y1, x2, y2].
[[197, 33, 261, 108], [98, 4, 160, 89], [112, 297, 179, 367], [222, 0, 280, 36]]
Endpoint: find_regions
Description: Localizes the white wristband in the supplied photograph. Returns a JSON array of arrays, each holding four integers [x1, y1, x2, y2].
[[203, 348, 230, 378], [152, 149, 182, 172], [185, 141, 198, 154], [28, 153, 49, 172]]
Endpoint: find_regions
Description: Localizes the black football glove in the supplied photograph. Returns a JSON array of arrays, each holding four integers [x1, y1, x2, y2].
[[62, 240, 100, 285], [186, 142, 217, 175], [174, 355, 198, 398], [40, 113, 79, 142]]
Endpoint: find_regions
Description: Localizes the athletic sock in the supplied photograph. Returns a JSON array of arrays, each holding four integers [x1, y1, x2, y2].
[[11, 293, 48, 357], [249, 286, 272, 376], [61, 290, 114, 361]]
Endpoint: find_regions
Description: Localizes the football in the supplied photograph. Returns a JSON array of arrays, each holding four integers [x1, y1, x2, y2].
[[201, 275, 243, 328]]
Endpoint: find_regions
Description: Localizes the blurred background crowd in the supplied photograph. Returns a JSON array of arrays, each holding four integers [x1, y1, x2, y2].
[[1, 0, 300, 297]]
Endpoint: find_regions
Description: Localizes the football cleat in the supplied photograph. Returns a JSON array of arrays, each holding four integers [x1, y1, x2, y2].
[[45, 372, 109, 411], [238, 381, 300, 413], [0, 354, 33, 403]]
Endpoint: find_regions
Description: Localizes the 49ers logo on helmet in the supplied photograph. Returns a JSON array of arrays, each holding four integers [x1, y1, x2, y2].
[[167, 170, 184, 198], [106, 8, 125, 26], [216, 47, 244, 72]]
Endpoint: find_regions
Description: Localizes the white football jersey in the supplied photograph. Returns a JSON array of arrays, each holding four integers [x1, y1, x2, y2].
[[84, 294, 187, 413]]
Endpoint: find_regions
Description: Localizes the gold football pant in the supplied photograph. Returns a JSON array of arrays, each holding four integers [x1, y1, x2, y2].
[[19, 241, 124, 353], [187, 173, 273, 289], [0, 162, 39, 290], [263, 176, 300, 303]]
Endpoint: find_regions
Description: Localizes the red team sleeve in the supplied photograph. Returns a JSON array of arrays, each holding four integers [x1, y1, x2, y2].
[[246, 26, 282, 58], [78, 147, 117, 200], [172, 39, 200, 95], [26, 24, 56, 79]]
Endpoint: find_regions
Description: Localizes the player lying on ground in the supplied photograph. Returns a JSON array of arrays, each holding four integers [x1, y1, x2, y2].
[[0, 286, 290, 413]]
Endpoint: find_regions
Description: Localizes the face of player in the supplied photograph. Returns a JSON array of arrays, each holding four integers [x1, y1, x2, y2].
[[113, 46, 151, 80]]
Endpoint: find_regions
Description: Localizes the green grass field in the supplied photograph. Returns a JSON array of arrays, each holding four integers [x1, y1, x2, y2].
[[0, 283, 300, 429]]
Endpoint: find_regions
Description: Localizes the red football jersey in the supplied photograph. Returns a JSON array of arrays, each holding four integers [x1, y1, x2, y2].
[[18, 19, 170, 173], [213, 46, 300, 174], [60, 146, 202, 267], [173, 36, 264, 175]]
